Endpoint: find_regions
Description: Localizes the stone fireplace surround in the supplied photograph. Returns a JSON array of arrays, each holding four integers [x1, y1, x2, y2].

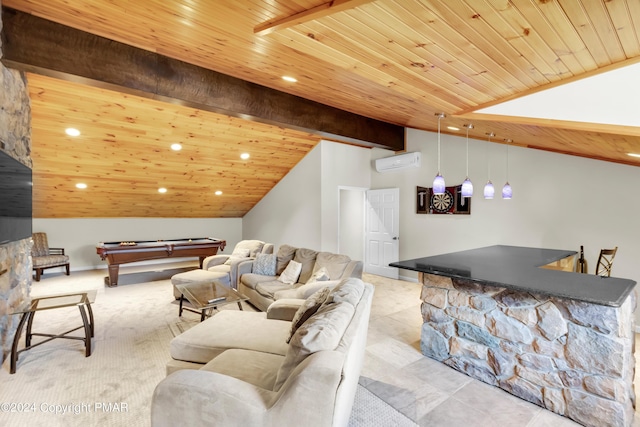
[[420, 271, 636, 427], [0, 16, 33, 365]]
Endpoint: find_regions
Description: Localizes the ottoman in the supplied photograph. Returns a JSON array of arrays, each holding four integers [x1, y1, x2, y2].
[[171, 269, 231, 299]]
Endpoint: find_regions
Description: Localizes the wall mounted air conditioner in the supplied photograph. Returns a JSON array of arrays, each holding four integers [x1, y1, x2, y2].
[[375, 152, 421, 173]]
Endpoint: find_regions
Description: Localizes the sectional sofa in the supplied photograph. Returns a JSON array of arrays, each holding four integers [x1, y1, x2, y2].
[[237, 244, 363, 311], [152, 277, 374, 427]]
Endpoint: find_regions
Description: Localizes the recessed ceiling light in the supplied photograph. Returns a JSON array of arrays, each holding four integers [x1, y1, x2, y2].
[[171, 143, 182, 151], [447, 126, 460, 131], [65, 128, 81, 137], [240, 153, 250, 160], [215, 190, 223, 196], [158, 187, 167, 193], [627, 153, 640, 158], [282, 76, 297, 83], [75, 183, 87, 189]]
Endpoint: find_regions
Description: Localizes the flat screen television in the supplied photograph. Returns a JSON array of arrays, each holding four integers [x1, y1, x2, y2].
[[0, 150, 32, 245]]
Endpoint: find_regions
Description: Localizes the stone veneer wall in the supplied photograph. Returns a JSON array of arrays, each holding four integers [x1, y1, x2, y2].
[[420, 272, 636, 427], [0, 2, 34, 364]]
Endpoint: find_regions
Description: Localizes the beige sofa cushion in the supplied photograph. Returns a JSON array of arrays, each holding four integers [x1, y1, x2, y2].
[[274, 299, 355, 390], [314, 252, 353, 280], [170, 311, 290, 364], [276, 244, 297, 275], [239, 273, 278, 291], [328, 277, 365, 307], [293, 248, 318, 284], [255, 281, 294, 299], [201, 348, 284, 390], [274, 279, 342, 300]]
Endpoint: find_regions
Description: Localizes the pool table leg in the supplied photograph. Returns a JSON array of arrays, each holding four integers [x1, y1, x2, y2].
[[106, 264, 119, 287]]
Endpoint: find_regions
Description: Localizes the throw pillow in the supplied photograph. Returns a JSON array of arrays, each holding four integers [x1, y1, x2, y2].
[[278, 260, 302, 284], [305, 266, 330, 284], [253, 253, 277, 276], [274, 299, 355, 390], [276, 245, 298, 275], [287, 287, 330, 343], [224, 247, 251, 265], [293, 248, 318, 284]]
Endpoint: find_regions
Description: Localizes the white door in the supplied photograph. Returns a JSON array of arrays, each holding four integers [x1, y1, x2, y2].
[[365, 188, 399, 279]]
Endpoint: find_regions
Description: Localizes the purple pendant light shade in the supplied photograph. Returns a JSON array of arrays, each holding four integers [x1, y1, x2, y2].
[[432, 113, 446, 194], [461, 178, 473, 197], [433, 174, 445, 193], [502, 182, 512, 199], [461, 123, 474, 197], [484, 181, 495, 199]]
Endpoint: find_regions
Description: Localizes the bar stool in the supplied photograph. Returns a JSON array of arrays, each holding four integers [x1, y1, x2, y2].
[[595, 247, 618, 277]]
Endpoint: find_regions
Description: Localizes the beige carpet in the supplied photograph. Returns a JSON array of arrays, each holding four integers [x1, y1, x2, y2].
[[0, 268, 414, 426]]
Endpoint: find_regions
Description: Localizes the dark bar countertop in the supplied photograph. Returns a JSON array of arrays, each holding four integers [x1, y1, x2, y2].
[[390, 245, 636, 307]]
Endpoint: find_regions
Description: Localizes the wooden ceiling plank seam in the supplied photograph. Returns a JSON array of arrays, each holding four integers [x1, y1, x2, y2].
[[312, 18, 488, 108], [339, 4, 511, 104], [508, 0, 598, 73], [372, 1, 534, 96], [462, 0, 572, 80], [603, 0, 640, 57], [414, 0, 551, 88], [271, 26, 461, 113], [555, 0, 621, 66], [579, 0, 627, 60], [627, 0, 640, 46], [294, 18, 479, 109]]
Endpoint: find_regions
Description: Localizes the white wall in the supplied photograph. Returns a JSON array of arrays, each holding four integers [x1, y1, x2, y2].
[[372, 127, 640, 318], [339, 188, 366, 261], [242, 143, 322, 249], [32, 218, 242, 270], [243, 140, 371, 252], [320, 142, 371, 252]]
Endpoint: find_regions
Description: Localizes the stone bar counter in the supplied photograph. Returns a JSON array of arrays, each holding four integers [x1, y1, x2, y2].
[[390, 245, 637, 427]]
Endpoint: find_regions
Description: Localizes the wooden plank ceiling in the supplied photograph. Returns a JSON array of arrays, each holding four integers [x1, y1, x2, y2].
[[4, 0, 640, 218]]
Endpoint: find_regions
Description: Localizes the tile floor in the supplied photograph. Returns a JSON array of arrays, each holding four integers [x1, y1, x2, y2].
[[361, 272, 639, 427]]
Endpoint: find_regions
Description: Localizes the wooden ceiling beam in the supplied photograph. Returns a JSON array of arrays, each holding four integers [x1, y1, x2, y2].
[[0, 7, 404, 151], [254, 0, 376, 36]]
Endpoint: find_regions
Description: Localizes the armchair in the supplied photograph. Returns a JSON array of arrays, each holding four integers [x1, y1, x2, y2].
[[172, 240, 273, 298], [31, 232, 70, 281]]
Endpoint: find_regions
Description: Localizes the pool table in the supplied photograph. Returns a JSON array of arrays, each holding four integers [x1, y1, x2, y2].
[[96, 237, 226, 287]]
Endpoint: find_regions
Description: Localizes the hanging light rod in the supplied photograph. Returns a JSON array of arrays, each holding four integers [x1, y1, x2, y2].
[[484, 132, 495, 199], [432, 113, 446, 194], [461, 123, 474, 198], [503, 139, 513, 199]]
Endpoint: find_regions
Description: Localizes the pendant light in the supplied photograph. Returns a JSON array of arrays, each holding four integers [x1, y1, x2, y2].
[[502, 140, 513, 199], [484, 132, 495, 199], [461, 123, 474, 197], [432, 113, 446, 194]]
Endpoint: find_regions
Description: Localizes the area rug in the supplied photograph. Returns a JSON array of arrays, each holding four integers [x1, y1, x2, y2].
[[349, 384, 418, 427], [0, 271, 413, 426]]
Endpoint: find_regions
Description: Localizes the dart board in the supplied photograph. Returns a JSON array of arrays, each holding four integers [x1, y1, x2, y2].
[[431, 190, 454, 213]]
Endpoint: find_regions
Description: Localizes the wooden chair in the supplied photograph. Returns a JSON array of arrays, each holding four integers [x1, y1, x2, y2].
[[31, 232, 70, 281], [595, 247, 618, 277]]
